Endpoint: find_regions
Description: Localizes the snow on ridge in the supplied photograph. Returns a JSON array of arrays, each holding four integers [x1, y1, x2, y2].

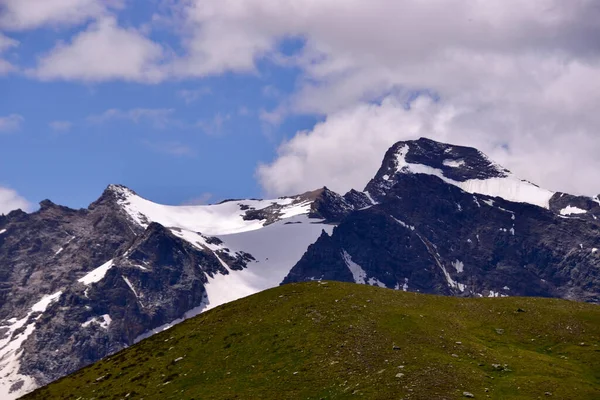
[[342, 250, 367, 284], [0, 229, 6, 235], [132, 215, 333, 343], [443, 159, 465, 167], [78, 260, 114, 286], [392, 216, 415, 231], [560, 206, 588, 216], [112, 185, 316, 236], [393, 144, 554, 209], [0, 291, 63, 400]]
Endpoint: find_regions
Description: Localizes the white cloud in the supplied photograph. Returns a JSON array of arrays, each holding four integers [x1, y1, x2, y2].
[[0, 0, 124, 31], [0, 114, 24, 132], [197, 113, 230, 135], [177, 87, 212, 104], [237, 0, 600, 197], [31, 17, 166, 83], [49, 120, 73, 132], [6, 0, 600, 197], [0, 33, 18, 74], [0, 186, 31, 214], [88, 108, 175, 128]]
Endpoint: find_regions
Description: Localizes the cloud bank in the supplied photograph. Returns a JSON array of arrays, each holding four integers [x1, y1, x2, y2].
[[3, 0, 600, 197]]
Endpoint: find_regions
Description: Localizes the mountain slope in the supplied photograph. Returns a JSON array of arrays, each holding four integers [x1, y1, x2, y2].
[[23, 282, 600, 400]]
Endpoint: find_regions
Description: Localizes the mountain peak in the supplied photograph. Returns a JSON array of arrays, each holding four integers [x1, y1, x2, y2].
[[388, 138, 510, 182], [88, 184, 137, 210], [364, 137, 554, 208]]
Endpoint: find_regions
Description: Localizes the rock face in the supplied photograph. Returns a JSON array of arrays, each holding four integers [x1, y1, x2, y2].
[[1, 137, 599, 398]]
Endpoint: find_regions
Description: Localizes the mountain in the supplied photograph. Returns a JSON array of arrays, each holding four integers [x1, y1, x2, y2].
[[22, 282, 600, 400], [284, 139, 600, 301], [1, 137, 599, 398]]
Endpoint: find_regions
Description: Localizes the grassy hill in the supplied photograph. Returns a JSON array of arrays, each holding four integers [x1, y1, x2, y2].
[[24, 282, 600, 400]]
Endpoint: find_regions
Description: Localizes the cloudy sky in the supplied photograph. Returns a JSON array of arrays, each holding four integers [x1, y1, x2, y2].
[[1, 0, 599, 213]]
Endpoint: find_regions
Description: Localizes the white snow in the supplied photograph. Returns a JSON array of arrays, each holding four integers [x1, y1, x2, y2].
[[78, 260, 114, 285], [31, 291, 63, 313], [452, 260, 464, 273], [342, 250, 367, 284], [503, 286, 510, 290], [367, 277, 387, 288], [0, 229, 6, 235], [0, 291, 63, 400], [202, 215, 334, 311], [278, 201, 312, 219], [54, 247, 63, 256], [560, 206, 588, 216], [592, 248, 598, 254], [394, 144, 554, 208], [402, 278, 409, 292], [110, 185, 314, 236], [122, 276, 143, 306], [363, 191, 377, 205], [82, 314, 112, 330], [443, 159, 465, 167], [392, 216, 415, 231], [482, 199, 495, 207], [382, 174, 390, 180]]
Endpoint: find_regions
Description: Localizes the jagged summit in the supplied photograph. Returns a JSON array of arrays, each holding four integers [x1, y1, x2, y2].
[[364, 137, 555, 208]]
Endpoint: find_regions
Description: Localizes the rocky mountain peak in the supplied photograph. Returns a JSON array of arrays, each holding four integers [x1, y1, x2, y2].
[[88, 184, 137, 210], [372, 138, 509, 185], [364, 138, 555, 208]]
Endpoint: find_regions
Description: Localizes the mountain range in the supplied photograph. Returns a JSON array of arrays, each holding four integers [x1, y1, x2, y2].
[[1, 137, 599, 399]]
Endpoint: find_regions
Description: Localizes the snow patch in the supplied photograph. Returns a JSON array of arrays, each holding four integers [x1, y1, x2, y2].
[[201, 215, 334, 312], [0, 229, 6, 235], [392, 216, 415, 231], [394, 145, 554, 208], [122, 276, 143, 307], [452, 260, 464, 273], [342, 250, 367, 284], [78, 260, 114, 285], [363, 191, 377, 205], [402, 278, 409, 292], [592, 248, 598, 254], [367, 277, 386, 288], [560, 206, 588, 216], [82, 314, 112, 330], [0, 291, 63, 400], [443, 159, 465, 167]]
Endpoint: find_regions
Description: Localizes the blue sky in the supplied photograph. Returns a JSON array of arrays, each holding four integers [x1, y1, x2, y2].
[[0, 1, 320, 208], [1, 0, 599, 213], [1, 58, 316, 208]]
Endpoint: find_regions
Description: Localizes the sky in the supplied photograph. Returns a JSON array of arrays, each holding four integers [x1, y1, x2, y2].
[[1, 0, 599, 214]]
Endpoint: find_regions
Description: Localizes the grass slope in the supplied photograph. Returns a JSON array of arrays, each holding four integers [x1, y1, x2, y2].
[[24, 282, 600, 400]]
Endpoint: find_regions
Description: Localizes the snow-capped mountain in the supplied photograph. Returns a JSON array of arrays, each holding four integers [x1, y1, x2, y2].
[[285, 138, 600, 298], [1, 138, 599, 399]]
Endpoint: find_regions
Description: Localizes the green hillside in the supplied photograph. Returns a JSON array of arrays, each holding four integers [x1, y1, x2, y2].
[[24, 282, 600, 400]]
